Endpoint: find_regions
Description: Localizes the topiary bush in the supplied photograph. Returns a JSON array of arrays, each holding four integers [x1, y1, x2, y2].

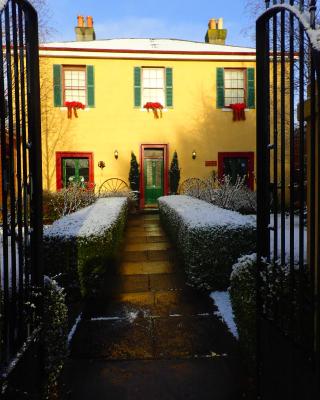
[[44, 198, 128, 298], [158, 195, 256, 290], [129, 151, 140, 191], [43, 277, 68, 399], [169, 151, 181, 194]]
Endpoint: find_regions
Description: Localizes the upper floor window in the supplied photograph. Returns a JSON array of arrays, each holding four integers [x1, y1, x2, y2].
[[142, 68, 165, 105], [216, 67, 255, 109], [224, 69, 245, 106], [63, 66, 86, 104], [134, 66, 173, 108], [53, 64, 95, 108]]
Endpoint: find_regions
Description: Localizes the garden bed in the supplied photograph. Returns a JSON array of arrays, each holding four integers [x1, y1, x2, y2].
[[158, 195, 256, 290], [44, 197, 128, 298]]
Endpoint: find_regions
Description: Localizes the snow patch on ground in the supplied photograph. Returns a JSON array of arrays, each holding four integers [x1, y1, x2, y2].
[[210, 291, 239, 340], [158, 195, 255, 229], [44, 197, 127, 239], [68, 313, 82, 346]]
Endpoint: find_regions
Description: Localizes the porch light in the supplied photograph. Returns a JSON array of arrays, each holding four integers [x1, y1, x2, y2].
[[114, 150, 119, 160], [192, 150, 197, 160], [98, 161, 106, 169]]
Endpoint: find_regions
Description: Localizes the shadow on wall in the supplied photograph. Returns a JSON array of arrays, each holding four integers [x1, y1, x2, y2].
[[172, 88, 256, 181]]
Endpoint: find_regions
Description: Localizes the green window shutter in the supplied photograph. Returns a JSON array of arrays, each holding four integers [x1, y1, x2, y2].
[[165, 68, 173, 108], [53, 64, 62, 107], [86, 65, 95, 108], [216, 68, 225, 109], [247, 68, 255, 109], [134, 67, 141, 108]]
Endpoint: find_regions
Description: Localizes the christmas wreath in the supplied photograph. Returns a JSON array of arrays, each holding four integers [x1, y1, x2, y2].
[[143, 102, 164, 119], [228, 103, 246, 121], [65, 101, 85, 119]]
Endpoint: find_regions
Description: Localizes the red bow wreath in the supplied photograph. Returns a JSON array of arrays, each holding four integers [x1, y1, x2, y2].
[[143, 102, 164, 119], [228, 103, 246, 121], [65, 101, 85, 119]]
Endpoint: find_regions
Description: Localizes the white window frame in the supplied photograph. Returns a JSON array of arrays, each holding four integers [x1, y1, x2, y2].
[[141, 67, 165, 106]]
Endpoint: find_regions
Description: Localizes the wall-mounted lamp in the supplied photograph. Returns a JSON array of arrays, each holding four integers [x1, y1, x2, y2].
[[192, 150, 197, 160], [114, 150, 119, 160], [98, 161, 106, 169]]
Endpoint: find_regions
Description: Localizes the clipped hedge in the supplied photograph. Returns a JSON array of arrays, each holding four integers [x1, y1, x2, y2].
[[44, 198, 128, 297], [158, 195, 256, 290]]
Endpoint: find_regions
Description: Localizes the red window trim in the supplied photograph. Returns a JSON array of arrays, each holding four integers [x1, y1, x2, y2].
[[140, 144, 169, 209], [218, 151, 254, 190], [56, 151, 94, 190]]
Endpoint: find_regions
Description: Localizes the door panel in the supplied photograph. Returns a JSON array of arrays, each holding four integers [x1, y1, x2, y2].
[[144, 149, 164, 205]]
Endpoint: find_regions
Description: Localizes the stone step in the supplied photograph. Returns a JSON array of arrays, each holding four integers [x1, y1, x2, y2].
[[126, 235, 167, 244], [119, 261, 175, 275], [70, 314, 238, 361], [124, 242, 171, 252], [123, 249, 174, 262]]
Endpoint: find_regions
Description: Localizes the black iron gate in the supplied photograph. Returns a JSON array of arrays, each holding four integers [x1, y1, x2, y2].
[[0, 0, 43, 394], [256, 0, 320, 398]]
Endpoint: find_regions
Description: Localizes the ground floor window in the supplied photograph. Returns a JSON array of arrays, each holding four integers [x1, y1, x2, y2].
[[218, 152, 254, 190], [56, 152, 94, 190]]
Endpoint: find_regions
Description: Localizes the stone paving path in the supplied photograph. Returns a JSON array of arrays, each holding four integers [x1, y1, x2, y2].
[[60, 212, 248, 399]]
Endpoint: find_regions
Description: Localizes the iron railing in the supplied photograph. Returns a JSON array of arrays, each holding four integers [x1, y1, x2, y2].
[[0, 0, 43, 390], [257, 0, 320, 398]]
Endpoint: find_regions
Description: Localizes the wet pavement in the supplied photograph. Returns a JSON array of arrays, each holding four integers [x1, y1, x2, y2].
[[59, 212, 248, 399]]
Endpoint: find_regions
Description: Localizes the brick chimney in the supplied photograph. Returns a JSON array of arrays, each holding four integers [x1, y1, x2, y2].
[[75, 16, 96, 41], [205, 18, 227, 45]]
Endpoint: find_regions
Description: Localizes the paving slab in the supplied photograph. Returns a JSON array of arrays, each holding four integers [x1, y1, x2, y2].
[[59, 358, 246, 400], [124, 242, 171, 252], [119, 261, 175, 275], [70, 318, 153, 360]]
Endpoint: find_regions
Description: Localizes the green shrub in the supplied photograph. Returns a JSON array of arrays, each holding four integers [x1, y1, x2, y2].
[[44, 198, 128, 298], [169, 151, 181, 194], [229, 254, 257, 373], [43, 277, 68, 399], [129, 151, 140, 191], [158, 195, 256, 290]]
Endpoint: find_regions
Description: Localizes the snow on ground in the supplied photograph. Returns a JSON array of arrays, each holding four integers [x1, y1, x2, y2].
[[0, 236, 20, 290], [44, 197, 127, 239], [158, 195, 255, 229], [210, 291, 239, 340], [269, 214, 307, 263]]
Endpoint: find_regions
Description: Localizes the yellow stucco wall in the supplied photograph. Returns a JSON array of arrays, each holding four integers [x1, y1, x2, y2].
[[40, 56, 256, 193]]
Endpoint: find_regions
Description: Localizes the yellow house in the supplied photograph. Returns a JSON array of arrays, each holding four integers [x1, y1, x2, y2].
[[39, 16, 257, 208]]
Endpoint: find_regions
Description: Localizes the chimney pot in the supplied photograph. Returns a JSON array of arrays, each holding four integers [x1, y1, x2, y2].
[[205, 17, 227, 45], [77, 15, 84, 27], [87, 16, 93, 28]]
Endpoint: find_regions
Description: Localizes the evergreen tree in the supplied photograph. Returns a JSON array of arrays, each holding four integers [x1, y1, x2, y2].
[[129, 152, 140, 191], [169, 151, 181, 194]]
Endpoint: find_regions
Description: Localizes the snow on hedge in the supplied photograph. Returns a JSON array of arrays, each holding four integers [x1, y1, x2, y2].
[[158, 195, 256, 290], [44, 198, 128, 297], [44, 198, 127, 239], [158, 195, 255, 229]]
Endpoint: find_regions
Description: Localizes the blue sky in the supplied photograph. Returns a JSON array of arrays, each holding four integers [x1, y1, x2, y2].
[[45, 0, 255, 47]]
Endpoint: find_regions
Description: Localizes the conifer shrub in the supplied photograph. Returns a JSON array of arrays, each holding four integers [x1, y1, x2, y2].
[[129, 152, 140, 191], [169, 151, 181, 194]]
